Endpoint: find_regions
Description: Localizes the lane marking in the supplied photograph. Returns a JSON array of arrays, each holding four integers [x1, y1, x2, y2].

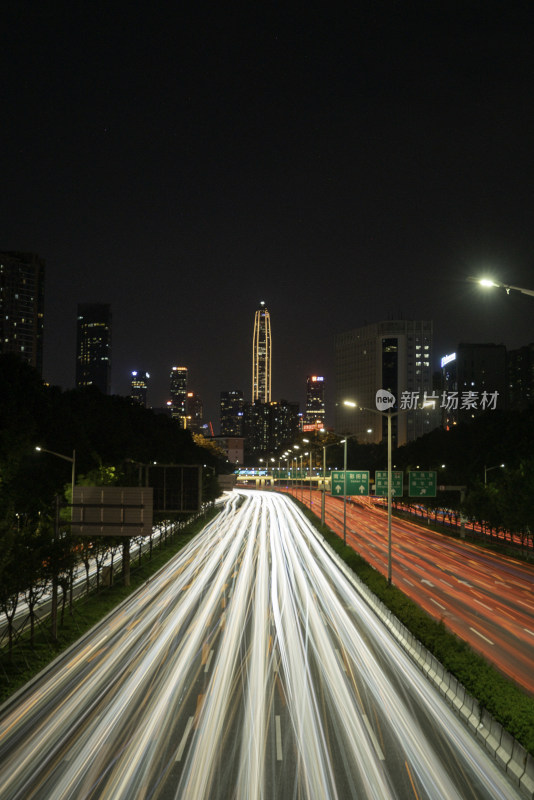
[[363, 715, 385, 760], [473, 598, 493, 612], [275, 715, 283, 761], [421, 579, 434, 587], [469, 626, 494, 646], [204, 650, 214, 673], [405, 761, 421, 800], [175, 716, 194, 762], [440, 579, 454, 589], [430, 598, 446, 611], [524, 628, 534, 638]]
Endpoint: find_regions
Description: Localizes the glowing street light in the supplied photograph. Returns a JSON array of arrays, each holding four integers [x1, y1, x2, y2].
[[343, 399, 398, 584], [484, 463, 505, 485], [470, 276, 534, 298], [35, 446, 76, 513]]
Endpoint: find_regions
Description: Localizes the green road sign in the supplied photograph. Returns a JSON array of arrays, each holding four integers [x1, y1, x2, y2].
[[374, 470, 403, 497], [408, 470, 437, 497], [331, 470, 369, 497]]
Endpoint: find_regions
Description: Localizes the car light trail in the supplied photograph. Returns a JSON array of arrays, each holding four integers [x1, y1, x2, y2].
[[0, 491, 522, 799]]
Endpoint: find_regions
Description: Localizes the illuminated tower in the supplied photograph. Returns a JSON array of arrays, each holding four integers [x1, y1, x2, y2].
[[169, 366, 188, 424], [305, 375, 325, 427], [76, 303, 112, 393], [130, 370, 150, 407], [252, 301, 271, 403], [0, 251, 45, 375]]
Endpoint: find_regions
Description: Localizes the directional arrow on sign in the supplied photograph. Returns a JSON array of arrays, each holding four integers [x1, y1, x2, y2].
[[359, 485, 365, 493]]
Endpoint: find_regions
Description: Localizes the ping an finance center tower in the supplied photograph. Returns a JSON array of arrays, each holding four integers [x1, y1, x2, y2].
[[252, 301, 272, 403]]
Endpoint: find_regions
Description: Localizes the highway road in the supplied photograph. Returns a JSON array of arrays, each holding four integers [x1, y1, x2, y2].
[[0, 491, 521, 799], [288, 487, 534, 695]]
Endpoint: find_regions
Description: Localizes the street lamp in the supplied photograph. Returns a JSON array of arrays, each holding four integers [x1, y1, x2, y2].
[[470, 276, 534, 298], [484, 463, 505, 484], [321, 440, 340, 526], [35, 447, 76, 515], [344, 400, 398, 584]]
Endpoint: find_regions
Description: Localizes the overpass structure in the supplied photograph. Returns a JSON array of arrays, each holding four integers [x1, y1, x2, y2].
[[235, 469, 331, 491]]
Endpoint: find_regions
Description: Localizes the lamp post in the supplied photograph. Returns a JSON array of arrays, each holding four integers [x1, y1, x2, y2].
[[35, 447, 76, 514], [321, 441, 339, 526], [484, 463, 505, 485], [470, 276, 534, 298], [338, 433, 361, 546], [344, 401, 398, 584], [35, 446, 77, 630]]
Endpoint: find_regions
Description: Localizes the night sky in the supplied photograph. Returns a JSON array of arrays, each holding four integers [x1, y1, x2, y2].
[[3, 2, 534, 427]]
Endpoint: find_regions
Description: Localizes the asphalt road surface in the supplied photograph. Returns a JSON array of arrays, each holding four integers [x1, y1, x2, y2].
[[0, 490, 521, 799]]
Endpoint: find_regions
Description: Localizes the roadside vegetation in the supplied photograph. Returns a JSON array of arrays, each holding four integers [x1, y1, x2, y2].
[[0, 506, 220, 705]]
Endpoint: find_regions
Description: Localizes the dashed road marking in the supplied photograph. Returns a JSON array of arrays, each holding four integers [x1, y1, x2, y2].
[[176, 716, 194, 762]]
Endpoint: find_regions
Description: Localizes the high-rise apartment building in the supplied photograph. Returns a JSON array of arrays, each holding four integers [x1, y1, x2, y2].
[[0, 251, 45, 375], [130, 370, 150, 407], [76, 303, 112, 393], [185, 391, 203, 431], [169, 366, 188, 424], [335, 320, 434, 446], [440, 343, 507, 427], [252, 301, 272, 403], [507, 343, 534, 411], [304, 375, 326, 428], [243, 399, 300, 456], [220, 390, 244, 436]]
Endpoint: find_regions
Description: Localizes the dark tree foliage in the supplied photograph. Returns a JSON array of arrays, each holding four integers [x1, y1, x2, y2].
[[0, 355, 223, 631], [0, 355, 219, 518]]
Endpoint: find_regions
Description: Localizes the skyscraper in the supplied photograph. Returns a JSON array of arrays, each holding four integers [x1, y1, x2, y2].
[[220, 390, 244, 436], [252, 301, 272, 403], [305, 375, 326, 428], [185, 391, 203, 431], [76, 303, 112, 393], [0, 251, 45, 375], [130, 370, 150, 407], [169, 366, 188, 424], [335, 320, 434, 446]]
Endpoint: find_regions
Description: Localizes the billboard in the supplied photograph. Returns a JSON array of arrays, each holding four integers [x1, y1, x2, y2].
[[146, 464, 202, 513], [71, 487, 153, 537]]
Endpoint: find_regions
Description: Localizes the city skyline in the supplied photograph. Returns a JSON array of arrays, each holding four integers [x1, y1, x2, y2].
[[2, 5, 534, 425]]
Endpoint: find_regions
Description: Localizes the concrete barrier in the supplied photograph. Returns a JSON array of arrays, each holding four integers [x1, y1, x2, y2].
[[496, 729, 514, 770], [520, 753, 534, 797]]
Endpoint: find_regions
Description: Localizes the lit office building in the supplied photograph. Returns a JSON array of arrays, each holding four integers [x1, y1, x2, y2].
[[169, 366, 188, 424], [507, 343, 534, 411], [305, 375, 326, 428], [335, 320, 434, 447], [252, 301, 272, 403], [220, 390, 245, 436], [440, 343, 507, 427], [130, 370, 150, 407], [0, 251, 45, 375], [185, 391, 203, 431], [76, 303, 112, 393], [243, 399, 300, 456]]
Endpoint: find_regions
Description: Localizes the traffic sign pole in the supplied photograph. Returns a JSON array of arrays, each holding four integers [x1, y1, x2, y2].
[[387, 411, 392, 585]]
